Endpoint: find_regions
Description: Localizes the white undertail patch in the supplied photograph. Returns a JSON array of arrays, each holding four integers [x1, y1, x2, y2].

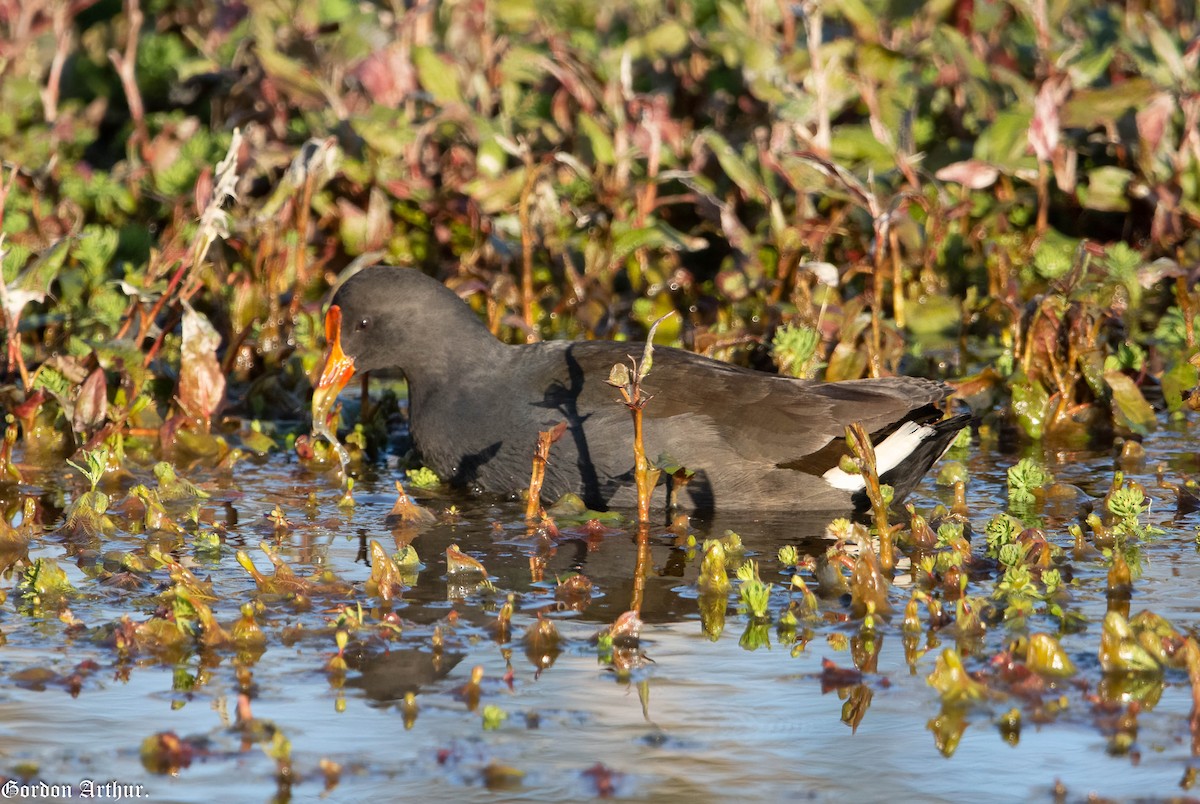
[[822, 421, 936, 492]]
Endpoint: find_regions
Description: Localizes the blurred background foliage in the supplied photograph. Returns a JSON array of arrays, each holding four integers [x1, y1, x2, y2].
[[1, 0, 1199, 460]]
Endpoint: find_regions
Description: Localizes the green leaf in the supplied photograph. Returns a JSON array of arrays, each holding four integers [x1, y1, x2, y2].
[[355, 108, 414, 158], [413, 46, 462, 105], [578, 114, 615, 166], [72, 226, 120, 279], [638, 20, 689, 59], [1106, 371, 1156, 435], [829, 0, 880, 41], [975, 110, 1034, 170], [1062, 79, 1156, 128], [1011, 377, 1049, 440], [1162, 359, 1198, 413], [1144, 14, 1188, 85], [1067, 45, 1115, 86], [701, 131, 763, 199], [1079, 166, 1133, 212], [830, 124, 894, 170], [611, 221, 706, 265], [255, 44, 323, 101]]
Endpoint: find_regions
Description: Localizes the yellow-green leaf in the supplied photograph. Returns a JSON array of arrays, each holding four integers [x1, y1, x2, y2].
[[413, 46, 462, 105]]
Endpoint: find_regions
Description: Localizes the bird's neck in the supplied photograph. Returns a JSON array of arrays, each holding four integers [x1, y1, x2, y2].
[[401, 305, 507, 391]]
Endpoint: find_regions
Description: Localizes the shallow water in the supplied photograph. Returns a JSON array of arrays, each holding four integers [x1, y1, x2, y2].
[[2, 420, 1200, 803]]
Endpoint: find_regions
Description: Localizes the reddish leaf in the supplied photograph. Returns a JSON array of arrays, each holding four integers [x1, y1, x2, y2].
[[177, 304, 225, 429], [582, 763, 621, 798], [820, 657, 864, 693], [1029, 75, 1071, 163], [72, 366, 108, 434], [355, 44, 417, 107], [1136, 93, 1174, 157]]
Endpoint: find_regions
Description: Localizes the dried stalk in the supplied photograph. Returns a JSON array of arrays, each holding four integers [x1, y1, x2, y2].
[[525, 422, 566, 521], [107, 0, 148, 150], [845, 422, 898, 573], [606, 314, 673, 525], [39, 3, 72, 124], [517, 161, 546, 342]]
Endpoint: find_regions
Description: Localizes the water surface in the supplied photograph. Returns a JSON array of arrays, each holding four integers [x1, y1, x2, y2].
[[2, 423, 1198, 802]]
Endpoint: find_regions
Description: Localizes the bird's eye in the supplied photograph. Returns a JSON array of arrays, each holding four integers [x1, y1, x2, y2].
[[355, 317, 370, 332]]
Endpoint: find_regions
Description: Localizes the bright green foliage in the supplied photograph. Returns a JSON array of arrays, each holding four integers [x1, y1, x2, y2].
[[777, 544, 799, 568], [736, 560, 772, 621], [772, 324, 824, 379], [67, 447, 109, 492], [984, 514, 1022, 558], [405, 467, 441, 489], [481, 705, 509, 731], [1007, 459, 1050, 505]]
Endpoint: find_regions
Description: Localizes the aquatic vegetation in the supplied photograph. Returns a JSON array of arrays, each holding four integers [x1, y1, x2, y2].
[[1106, 480, 1163, 541], [405, 467, 440, 489], [128, 485, 185, 534], [153, 462, 208, 501], [777, 544, 800, 569], [446, 544, 488, 578], [605, 313, 672, 525], [1022, 633, 1078, 679], [555, 574, 594, 612], [1100, 612, 1163, 676], [365, 540, 405, 603], [848, 532, 892, 618], [231, 603, 267, 651], [0, 0, 1198, 797], [0, 497, 37, 551], [790, 574, 820, 619], [698, 541, 730, 594], [1007, 459, 1050, 507], [18, 557, 75, 611], [386, 480, 436, 527], [841, 423, 898, 570], [236, 544, 352, 600], [524, 423, 565, 520], [522, 615, 561, 672], [481, 704, 508, 731], [735, 560, 772, 621], [927, 649, 990, 707], [139, 732, 199, 775]]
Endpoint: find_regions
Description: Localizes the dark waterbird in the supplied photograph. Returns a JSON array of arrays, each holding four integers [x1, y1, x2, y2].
[[312, 267, 969, 516]]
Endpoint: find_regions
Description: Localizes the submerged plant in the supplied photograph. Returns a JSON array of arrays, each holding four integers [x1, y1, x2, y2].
[[848, 533, 892, 618], [926, 649, 989, 706], [386, 481, 436, 527], [446, 544, 488, 578], [984, 514, 1023, 559], [1106, 481, 1162, 541], [18, 558, 75, 611], [1007, 459, 1050, 506], [406, 467, 441, 489], [698, 541, 730, 594], [1023, 633, 1078, 678], [736, 561, 772, 621], [840, 424, 898, 571], [481, 704, 509, 731], [1099, 612, 1162, 676], [153, 462, 209, 501], [366, 540, 405, 602]]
